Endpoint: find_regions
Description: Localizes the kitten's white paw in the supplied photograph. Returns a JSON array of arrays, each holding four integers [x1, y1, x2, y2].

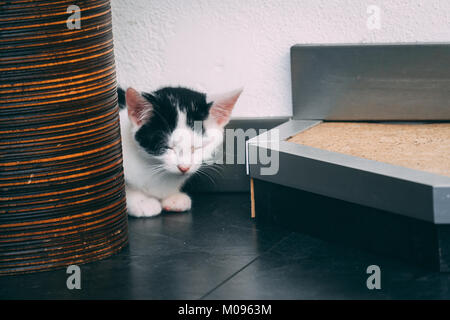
[[126, 190, 162, 218], [162, 193, 192, 212]]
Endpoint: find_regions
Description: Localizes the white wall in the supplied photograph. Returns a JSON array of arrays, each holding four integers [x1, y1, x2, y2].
[[111, 0, 450, 118]]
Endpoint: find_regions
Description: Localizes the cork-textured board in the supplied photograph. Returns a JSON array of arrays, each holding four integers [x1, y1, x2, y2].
[[287, 122, 450, 177]]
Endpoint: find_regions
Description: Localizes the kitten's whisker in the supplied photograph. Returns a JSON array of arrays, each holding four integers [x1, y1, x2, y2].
[[201, 165, 224, 176], [145, 164, 168, 177], [200, 164, 225, 177], [195, 168, 217, 186], [204, 170, 224, 180]]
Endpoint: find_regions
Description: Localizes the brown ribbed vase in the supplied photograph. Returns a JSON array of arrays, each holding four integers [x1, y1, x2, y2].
[[0, 0, 128, 275]]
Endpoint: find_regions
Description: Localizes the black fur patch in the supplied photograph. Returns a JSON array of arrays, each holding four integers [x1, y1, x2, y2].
[[117, 87, 126, 109]]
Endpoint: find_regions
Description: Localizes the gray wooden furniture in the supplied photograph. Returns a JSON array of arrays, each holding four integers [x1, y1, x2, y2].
[[247, 44, 450, 271]]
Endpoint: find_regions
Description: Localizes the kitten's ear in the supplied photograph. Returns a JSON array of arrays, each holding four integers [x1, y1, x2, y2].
[[207, 88, 243, 127], [125, 87, 153, 126]]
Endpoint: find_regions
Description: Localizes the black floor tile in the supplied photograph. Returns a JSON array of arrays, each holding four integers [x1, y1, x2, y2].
[[1, 193, 450, 300], [204, 233, 442, 300]]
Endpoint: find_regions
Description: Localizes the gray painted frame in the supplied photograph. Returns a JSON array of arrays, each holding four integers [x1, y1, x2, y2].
[[248, 119, 450, 224], [248, 43, 450, 224], [291, 43, 450, 120]]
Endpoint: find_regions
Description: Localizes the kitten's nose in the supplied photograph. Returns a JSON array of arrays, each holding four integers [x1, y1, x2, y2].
[[177, 165, 190, 174]]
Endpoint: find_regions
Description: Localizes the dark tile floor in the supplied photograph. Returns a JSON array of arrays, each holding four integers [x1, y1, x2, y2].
[[1, 193, 449, 300]]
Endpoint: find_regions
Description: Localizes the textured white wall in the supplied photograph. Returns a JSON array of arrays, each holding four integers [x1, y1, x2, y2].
[[111, 0, 450, 118]]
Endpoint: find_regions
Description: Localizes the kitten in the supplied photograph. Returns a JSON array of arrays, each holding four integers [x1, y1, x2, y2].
[[118, 86, 242, 217]]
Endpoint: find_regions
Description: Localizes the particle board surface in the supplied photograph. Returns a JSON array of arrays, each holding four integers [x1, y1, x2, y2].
[[287, 122, 450, 177]]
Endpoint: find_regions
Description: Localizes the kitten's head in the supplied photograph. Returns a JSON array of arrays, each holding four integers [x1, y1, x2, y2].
[[123, 86, 242, 176]]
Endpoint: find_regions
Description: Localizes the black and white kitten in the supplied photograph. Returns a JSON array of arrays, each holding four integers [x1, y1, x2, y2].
[[118, 86, 242, 217]]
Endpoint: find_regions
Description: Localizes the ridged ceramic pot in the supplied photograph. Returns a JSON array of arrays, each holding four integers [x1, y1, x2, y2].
[[0, 0, 128, 275]]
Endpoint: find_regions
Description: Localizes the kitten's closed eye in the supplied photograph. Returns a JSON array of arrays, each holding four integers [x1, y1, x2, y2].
[[168, 146, 200, 151], [168, 145, 202, 154]]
